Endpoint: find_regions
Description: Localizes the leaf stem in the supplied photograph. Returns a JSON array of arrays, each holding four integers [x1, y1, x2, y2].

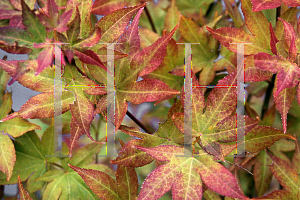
[[71, 58, 86, 76], [53, 30, 58, 42], [95, 119, 100, 164], [261, 75, 275, 120], [144, 5, 157, 33], [126, 110, 153, 134], [51, 162, 64, 169]]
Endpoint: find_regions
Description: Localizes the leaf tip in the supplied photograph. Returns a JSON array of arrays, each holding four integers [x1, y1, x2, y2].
[[287, 134, 297, 140], [141, 2, 148, 7]]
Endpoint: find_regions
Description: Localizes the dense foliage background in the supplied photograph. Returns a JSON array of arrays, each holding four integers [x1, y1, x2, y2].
[[0, 0, 300, 199]]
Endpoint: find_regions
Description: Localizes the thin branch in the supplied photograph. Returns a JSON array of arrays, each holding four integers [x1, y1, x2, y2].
[[126, 110, 153, 134], [0, 185, 3, 199], [95, 120, 100, 164], [276, 6, 281, 21], [144, 5, 157, 33], [246, 94, 252, 104], [261, 74, 275, 119]]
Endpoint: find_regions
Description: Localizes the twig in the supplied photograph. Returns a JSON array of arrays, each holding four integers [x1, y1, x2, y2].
[[126, 110, 153, 134], [95, 118, 102, 164], [276, 6, 281, 21], [0, 185, 3, 199], [246, 94, 252, 104], [144, 6, 157, 33], [261, 74, 275, 120]]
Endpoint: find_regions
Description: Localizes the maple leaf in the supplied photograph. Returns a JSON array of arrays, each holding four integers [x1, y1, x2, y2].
[[0, 90, 42, 182], [69, 164, 120, 200], [0, 0, 41, 55], [252, 19, 300, 133], [18, 175, 33, 200], [268, 151, 299, 195], [33, 39, 59, 76], [69, 162, 138, 200], [221, 126, 296, 158], [207, 0, 272, 55], [36, 143, 103, 200], [0, 130, 16, 182], [21, 0, 46, 44], [250, 0, 300, 12], [209, 0, 300, 134], [91, 0, 151, 15], [60, 3, 147, 75], [0, 131, 47, 192], [111, 100, 184, 167], [0, 89, 75, 122], [178, 15, 220, 86], [268, 138, 296, 166], [175, 0, 214, 22], [171, 71, 257, 161], [253, 150, 273, 197], [37, 0, 73, 32], [164, 0, 181, 40], [135, 145, 248, 199], [62, 63, 106, 155], [0, 59, 31, 86], [65, 0, 94, 39], [0, 0, 36, 31], [70, 159, 139, 200], [95, 7, 179, 131], [254, 21, 300, 97], [35, 5, 105, 75], [252, 148, 300, 199]]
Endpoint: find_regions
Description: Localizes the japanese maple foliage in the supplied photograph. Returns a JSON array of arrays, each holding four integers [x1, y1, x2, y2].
[[0, 0, 299, 199]]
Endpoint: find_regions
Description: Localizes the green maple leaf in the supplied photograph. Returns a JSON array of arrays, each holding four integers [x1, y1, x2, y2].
[[252, 138, 300, 199], [251, 138, 295, 197], [178, 15, 220, 86], [0, 130, 47, 192], [252, 149, 300, 200], [37, 142, 103, 200], [21, 0, 46, 43], [253, 150, 273, 197]]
